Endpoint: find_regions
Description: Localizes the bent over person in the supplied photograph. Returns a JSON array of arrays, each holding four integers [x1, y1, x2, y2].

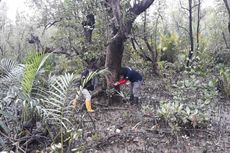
[[114, 67, 143, 105], [80, 68, 98, 112]]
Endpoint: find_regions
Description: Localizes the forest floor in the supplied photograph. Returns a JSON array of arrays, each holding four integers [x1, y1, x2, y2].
[[70, 69, 230, 153]]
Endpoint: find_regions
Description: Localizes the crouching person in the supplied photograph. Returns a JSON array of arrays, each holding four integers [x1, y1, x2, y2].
[[80, 68, 98, 112], [114, 67, 143, 105]]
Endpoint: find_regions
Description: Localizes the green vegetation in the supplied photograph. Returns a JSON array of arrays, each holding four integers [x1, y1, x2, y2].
[[0, 0, 230, 152]]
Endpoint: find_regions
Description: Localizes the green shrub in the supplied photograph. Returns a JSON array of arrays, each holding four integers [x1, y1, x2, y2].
[[157, 74, 218, 132], [159, 33, 178, 63], [215, 49, 230, 66], [217, 64, 230, 97]]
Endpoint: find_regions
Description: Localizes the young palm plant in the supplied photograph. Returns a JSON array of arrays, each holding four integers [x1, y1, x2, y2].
[[20, 52, 51, 123], [0, 53, 52, 151], [0, 53, 110, 152]]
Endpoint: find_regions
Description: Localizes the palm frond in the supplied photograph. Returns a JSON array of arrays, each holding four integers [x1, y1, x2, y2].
[[81, 70, 98, 88], [21, 52, 51, 95], [0, 58, 18, 74], [0, 59, 25, 85], [81, 68, 110, 89], [41, 73, 76, 128], [73, 68, 110, 100]]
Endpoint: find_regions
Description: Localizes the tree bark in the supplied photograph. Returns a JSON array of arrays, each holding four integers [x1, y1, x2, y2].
[[222, 32, 230, 48], [196, 0, 201, 51], [82, 14, 95, 44], [187, 0, 194, 67], [105, 0, 155, 102], [223, 0, 230, 34], [0, 46, 4, 56]]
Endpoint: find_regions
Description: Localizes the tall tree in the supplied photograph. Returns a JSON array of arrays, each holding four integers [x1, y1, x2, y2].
[[222, 0, 230, 48], [105, 0, 155, 92], [187, 0, 194, 67], [179, 0, 202, 66], [223, 0, 230, 34], [196, 0, 201, 50]]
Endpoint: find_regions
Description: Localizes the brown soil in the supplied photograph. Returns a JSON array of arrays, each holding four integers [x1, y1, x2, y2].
[[71, 75, 230, 153]]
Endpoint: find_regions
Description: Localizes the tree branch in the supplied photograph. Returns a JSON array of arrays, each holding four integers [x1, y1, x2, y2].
[[223, 0, 230, 17], [0, 46, 3, 56], [179, 0, 189, 11], [223, 0, 230, 34], [42, 18, 63, 35], [175, 20, 189, 34], [222, 32, 230, 49], [130, 36, 153, 62], [121, 0, 155, 39], [130, 0, 155, 15]]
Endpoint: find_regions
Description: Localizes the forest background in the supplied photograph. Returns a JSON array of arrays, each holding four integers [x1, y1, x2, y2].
[[0, 0, 230, 152]]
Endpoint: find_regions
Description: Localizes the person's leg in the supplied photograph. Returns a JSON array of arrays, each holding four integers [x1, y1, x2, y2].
[[82, 89, 94, 112], [132, 81, 142, 105], [130, 82, 134, 101]]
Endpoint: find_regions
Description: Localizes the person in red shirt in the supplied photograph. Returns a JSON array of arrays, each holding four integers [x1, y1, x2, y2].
[[114, 67, 143, 105]]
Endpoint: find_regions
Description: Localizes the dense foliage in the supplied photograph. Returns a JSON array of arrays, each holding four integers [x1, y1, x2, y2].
[[0, 0, 230, 152]]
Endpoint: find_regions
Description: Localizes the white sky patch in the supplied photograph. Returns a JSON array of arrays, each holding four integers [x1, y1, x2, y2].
[[203, 0, 215, 8], [3, 0, 215, 21], [3, 0, 29, 21]]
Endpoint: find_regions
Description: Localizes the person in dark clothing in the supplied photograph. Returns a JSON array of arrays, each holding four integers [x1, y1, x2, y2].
[[79, 64, 98, 112], [114, 67, 143, 105]]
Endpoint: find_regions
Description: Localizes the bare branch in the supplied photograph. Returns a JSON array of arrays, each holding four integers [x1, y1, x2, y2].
[[42, 18, 63, 35], [0, 46, 3, 56], [179, 0, 189, 11], [175, 20, 189, 34], [223, 0, 230, 34], [120, 0, 155, 39], [130, 0, 155, 16], [223, 0, 230, 17], [192, 2, 201, 9], [130, 35, 153, 62], [222, 32, 230, 48]]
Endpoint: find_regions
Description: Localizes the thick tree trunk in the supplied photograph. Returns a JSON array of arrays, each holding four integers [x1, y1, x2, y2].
[[105, 35, 124, 86], [105, 0, 155, 103], [105, 35, 124, 103]]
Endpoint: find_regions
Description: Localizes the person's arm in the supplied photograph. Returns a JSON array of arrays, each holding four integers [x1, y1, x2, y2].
[[114, 79, 128, 86]]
